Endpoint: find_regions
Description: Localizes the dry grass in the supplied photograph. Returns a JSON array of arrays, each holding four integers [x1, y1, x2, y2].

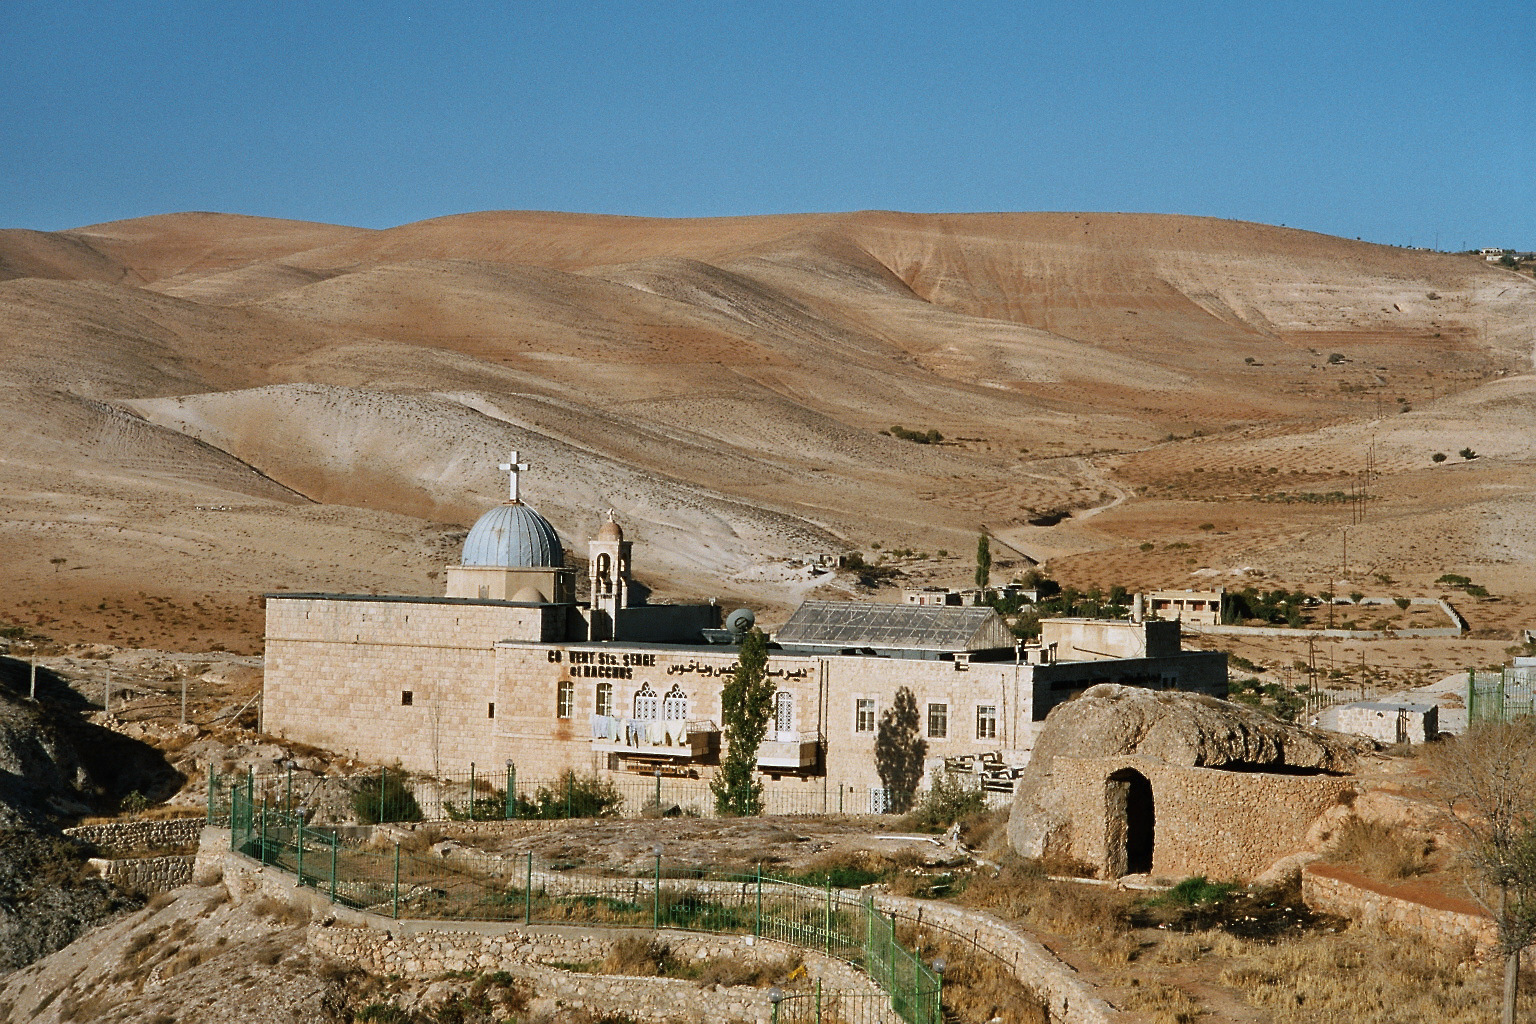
[[955, 855, 1134, 963], [250, 894, 312, 925], [599, 936, 677, 978], [1214, 926, 1530, 1023], [898, 924, 1047, 1024], [1121, 978, 1202, 1024], [1328, 818, 1436, 880]]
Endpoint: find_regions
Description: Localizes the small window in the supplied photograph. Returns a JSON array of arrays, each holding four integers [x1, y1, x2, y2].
[[478, 585, 489, 599], [634, 683, 658, 720], [663, 684, 688, 720], [976, 704, 997, 740], [401, 690, 413, 706], [768, 691, 791, 735], [927, 702, 947, 739], [596, 682, 613, 717], [855, 698, 875, 733], [488, 702, 496, 719], [557, 679, 574, 719]]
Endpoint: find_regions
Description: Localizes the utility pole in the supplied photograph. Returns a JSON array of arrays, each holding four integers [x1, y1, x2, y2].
[[180, 666, 188, 726], [29, 654, 37, 701]]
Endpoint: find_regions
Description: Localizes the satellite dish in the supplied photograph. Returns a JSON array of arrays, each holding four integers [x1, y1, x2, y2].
[[725, 608, 755, 635]]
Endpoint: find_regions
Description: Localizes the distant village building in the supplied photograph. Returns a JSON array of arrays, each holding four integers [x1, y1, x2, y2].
[[1139, 588, 1225, 627], [262, 455, 1227, 796], [901, 584, 1035, 607]]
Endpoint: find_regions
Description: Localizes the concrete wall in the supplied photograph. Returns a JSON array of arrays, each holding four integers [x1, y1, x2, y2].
[[613, 604, 719, 643], [1030, 653, 1227, 720], [1041, 620, 1180, 661], [1046, 755, 1352, 881], [1334, 704, 1439, 745]]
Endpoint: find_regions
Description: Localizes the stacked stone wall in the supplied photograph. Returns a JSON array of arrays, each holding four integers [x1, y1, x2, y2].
[[1302, 865, 1498, 953], [86, 854, 194, 894], [65, 818, 205, 853], [1048, 756, 1351, 880]]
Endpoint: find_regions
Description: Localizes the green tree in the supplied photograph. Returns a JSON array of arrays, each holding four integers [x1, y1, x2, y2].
[[974, 533, 991, 589], [710, 629, 775, 816], [874, 687, 927, 813]]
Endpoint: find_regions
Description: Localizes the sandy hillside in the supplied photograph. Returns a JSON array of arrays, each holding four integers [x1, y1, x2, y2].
[[1, 209, 1533, 649]]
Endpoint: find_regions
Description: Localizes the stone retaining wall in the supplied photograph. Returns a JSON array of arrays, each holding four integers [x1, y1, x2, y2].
[[86, 854, 194, 895], [308, 924, 886, 1024], [205, 827, 1123, 1024], [65, 818, 205, 854], [870, 894, 1118, 1024], [1302, 865, 1497, 953]]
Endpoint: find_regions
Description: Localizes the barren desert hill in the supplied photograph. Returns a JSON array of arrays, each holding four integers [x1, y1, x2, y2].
[[1, 207, 1534, 651]]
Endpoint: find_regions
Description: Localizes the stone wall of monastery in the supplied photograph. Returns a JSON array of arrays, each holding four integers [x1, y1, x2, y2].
[[264, 597, 550, 768], [1048, 755, 1351, 880]]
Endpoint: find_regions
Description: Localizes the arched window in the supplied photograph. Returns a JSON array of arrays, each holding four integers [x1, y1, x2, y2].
[[662, 685, 688, 721], [596, 553, 612, 593], [634, 683, 658, 720], [556, 679, 574, 719], [596, 681, 613, 717], [774, 691, 793, 735]]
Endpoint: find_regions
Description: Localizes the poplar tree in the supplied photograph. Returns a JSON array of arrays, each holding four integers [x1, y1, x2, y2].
[[975, 533, 992, 589], [711, 628, 774, 816]]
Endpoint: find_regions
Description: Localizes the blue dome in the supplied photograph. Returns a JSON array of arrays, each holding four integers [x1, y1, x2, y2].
[[461, 502, 564, 568]]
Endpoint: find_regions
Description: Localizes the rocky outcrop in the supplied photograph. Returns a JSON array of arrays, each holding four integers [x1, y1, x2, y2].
[[1023, 684, 1367, 776], [1008, 686, 1370, 880]]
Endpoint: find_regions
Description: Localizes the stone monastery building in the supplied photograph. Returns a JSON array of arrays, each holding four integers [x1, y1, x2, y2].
[[263, 456, 1227, 796]]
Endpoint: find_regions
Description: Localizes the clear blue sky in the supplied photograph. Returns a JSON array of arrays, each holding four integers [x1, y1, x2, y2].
[[2, 1, 1530, 248]]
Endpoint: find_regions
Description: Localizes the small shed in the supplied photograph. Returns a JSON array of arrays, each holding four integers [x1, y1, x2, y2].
[[1334, 701, 1439, 745]]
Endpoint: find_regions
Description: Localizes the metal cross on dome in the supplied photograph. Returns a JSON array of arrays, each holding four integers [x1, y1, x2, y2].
[[499, 451, 529, 503]]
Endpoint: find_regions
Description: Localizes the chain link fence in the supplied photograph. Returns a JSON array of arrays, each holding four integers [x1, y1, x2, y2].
[[228, 785, 940, 1024]]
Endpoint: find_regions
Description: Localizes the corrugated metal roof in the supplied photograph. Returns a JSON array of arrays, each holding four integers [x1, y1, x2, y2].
[[775, 600, 1015, 652]]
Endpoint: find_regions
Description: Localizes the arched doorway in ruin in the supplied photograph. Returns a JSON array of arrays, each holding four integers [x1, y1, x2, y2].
[[1105, 768, 1155, 876]]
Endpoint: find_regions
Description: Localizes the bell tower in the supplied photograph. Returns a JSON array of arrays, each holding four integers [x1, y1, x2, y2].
[[588, 509, 632, 640]]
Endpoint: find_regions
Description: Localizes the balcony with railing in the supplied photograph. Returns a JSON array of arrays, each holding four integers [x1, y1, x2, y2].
[[589, 715, 719, 760], [757, 730, 822, 770]]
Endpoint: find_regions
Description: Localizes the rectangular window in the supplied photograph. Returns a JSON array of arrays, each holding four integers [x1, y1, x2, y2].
[[557, 679, 574, 719], [401, 691, 413, 706], [976, 704, 997, 740], [596, 682, 613, 717], [855, 698, 875, 733], [927, 702, 947, 739], [487, 702, 495, 719]]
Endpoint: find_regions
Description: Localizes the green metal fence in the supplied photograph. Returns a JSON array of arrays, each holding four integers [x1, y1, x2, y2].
[[209, 762, 1007, 827], [229, 787, 940, 1024], [1468, 667, 1536, 725], [776, 983, 911, 1024]]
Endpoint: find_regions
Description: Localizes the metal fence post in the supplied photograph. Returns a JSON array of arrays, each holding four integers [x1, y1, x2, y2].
[[469, 762, 476, 821], [329, 831, 338, 902], [755, 863, 762, 937], [295, 821, 304, 887], [393, 843, 401, 919], [524, 851, 533, 924], [505, 761, 515, 820], [815, 977, 822, 1023], [838, 783, 843, 815], [286, 762, 293, 814], [824, 879, 832, 955], [246, 766, 254, 821], [652, 849, 661, 930], [259, 803, 267, 865]]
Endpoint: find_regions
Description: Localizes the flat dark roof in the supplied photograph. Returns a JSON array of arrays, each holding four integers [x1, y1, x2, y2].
[[263, 592, 561, 608]]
